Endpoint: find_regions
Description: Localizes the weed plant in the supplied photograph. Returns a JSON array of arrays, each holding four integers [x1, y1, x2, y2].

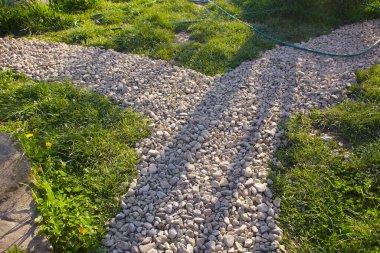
[[0, 70, 150, 251], [271, 65, 380, 252], [6, 245, 27, 253]]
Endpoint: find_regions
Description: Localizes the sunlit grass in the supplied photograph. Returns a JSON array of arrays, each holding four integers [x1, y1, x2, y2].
[[271, 64, 380, 253], [0, 70, 150, 251], [2, 0, 378, 75]]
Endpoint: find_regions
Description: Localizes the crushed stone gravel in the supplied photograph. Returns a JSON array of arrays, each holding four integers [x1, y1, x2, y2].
[[0, 19, 379, 253]]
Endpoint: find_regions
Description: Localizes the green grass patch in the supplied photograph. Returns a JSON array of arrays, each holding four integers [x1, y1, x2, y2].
[[1, 0, 379, 75], [312, 65, 380, 145], [271, 64, 380, 252], [0, 2, 75, 36], [0, 70, 150, 251], [6, 245, 27, 253], [54, 0, 101, 13]]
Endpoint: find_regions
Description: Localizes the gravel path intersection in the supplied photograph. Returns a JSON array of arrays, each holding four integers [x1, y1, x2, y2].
[[0, 19, 379, 253]]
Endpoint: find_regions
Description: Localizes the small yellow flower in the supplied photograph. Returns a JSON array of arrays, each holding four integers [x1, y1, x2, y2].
[[78, 227, 87, 235], [34, 216, 43, 223], [25, 133, 33, 138], [45, 142, 52, 148]]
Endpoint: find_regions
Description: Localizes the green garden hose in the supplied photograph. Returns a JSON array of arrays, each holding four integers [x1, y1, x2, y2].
[[206, 0, 380, 57], [91, 13, 102, 18], [366, 3, 380, 11]]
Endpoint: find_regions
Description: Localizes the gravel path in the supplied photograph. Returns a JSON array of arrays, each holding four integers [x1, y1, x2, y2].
[[0, 19, 379, 253]]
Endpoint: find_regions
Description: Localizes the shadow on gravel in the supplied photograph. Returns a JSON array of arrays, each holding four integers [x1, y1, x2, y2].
[[112, 38, 379, 250], [114, 56, 302, 252], [0, 20, 378, 252], [28, 19, 378, 253]]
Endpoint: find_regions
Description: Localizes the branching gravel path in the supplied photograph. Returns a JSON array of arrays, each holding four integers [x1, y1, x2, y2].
[[0, 19, 379, 253]]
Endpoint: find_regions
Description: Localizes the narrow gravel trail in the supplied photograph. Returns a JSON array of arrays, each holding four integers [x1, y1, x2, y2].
[[0, 19, 379, 253]]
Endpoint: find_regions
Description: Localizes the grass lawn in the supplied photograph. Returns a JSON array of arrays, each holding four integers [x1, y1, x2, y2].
[[1, 0, 379, 75], [1, 0, 380, 251], [271, 64, 380, 252], [0, 70, 150, 251]]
